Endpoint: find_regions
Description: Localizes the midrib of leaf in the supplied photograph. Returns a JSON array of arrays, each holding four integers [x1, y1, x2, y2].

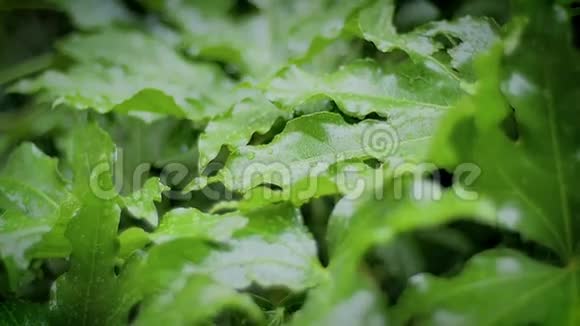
[[416, 269, 553, 306], [332, 92, 451, 110], [482, 270, 571, 326], [496, 166, 567, 254], [81, 153, 97, 326], [544, 75, 573, 257], [0, 177, 60, 211], [569, 267, 579, 326], [0, 304, 18, 325]]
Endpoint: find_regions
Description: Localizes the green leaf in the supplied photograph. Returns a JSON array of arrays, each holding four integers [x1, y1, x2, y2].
[[193, 111, 439, 198], [47, 0, 134, 30], [353, 0, 498, 79], [237, 161, 379, 207], [142, 203, 324, 292], [135, 275, 264, 326], [0, 144, 76, 290], [99, 115, 197, 194], [199, 95, 291, 170], [0, 302, 49, 326], [264, 59, 463, 119], [152, 207, 248, 244], [432, 3, 580, 259], [294, 178, 496, 325], [51, 123, 124, 325], [146, 0, 367, 77], [395, 249, 580, 325], [120, 177, 168, 227], [11, 29, 235, 122]]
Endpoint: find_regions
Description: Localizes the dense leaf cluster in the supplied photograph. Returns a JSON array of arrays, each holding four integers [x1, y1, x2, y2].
[[0, 0, 579, 325]]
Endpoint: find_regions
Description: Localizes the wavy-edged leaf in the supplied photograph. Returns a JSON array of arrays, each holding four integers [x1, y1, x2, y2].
[[141, 203, 324, 292], [264, 59, 462, 119], [51, 124, 124, 325], [11, 29, 235, 122], [237, 161, 379, 208], [353, 0, 498, 79], [395, 249, 580, 325], [120, 177, 168, 227], [135, 274, 264, 326], [0, 144, 77, 290], [431, 3, 580, 259], [199, 96, 291, 170], [146, 0, 367, 77], [152, 207, 248, 244], [192, 111, 438, 197]]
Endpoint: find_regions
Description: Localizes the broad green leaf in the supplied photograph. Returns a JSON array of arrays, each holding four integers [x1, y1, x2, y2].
[[51, 124, 124, 325], [11, 29, 235, 122], [431, 3, 580, 259], [199, 96, 291, 170], [120, 177, 168, 227], [135, 275, 264, 326], [264, 59, 462, 119], [141, 203, 324, 292], [146, 0, 367, 77], [353, 0, 498, 79], [47, 0, 134, 29], [0, 302, 49, 326], [0, 144, 76, 290], [395, 249, 580, 325], [192, 111, 440, 196], [294, 178, 496, 325]]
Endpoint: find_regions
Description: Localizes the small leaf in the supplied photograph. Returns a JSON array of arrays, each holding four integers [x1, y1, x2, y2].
[[0, 144, 76, 290], [120, 177, 168, 227]]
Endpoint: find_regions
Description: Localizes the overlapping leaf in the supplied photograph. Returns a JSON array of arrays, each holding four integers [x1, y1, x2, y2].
[[0, 144, 77, 290], [198, 95, 291, 170], [146, 0, 367, 77], [352, 0, 498, 79], [11, 29, 236, 122], [139, 203, 324, 292], [120, 177, 168, 227], [264, 59, 462, 119], [193, 111, 441, 200]]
